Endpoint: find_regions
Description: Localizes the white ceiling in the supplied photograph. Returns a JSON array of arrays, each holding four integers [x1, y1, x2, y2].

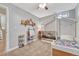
[[13, 3, 77, 18]]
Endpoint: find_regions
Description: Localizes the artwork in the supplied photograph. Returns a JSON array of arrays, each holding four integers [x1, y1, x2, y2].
[[21, 19, 28, 26], [21, 19, 35, 26]]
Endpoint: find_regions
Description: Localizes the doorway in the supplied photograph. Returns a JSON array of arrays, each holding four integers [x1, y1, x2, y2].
[[0, 5, 8, 55]]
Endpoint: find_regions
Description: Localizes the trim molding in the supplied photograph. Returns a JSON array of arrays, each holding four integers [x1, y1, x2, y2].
[[6, 39, 37, 53], [6, 46, 18, 52], [0, 4, 10, 53]]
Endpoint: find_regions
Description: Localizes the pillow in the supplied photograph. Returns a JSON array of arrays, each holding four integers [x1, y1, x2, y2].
[[55, 39, 64, 45], [74, 37, 79, 43], [55, 39, 76, 46], [62, 40, 76, 46], [60, 35, 74, 41]]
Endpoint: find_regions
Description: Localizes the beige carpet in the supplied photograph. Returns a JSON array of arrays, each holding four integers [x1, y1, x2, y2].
[[6, 40, 51, 56]]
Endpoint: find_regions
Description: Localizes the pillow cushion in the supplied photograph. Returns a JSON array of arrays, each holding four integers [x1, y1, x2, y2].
[[56, 39, 75, 46], [74, 37, 79, 43]]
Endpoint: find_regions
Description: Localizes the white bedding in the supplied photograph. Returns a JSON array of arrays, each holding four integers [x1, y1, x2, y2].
[[60, 35, 74, 41]]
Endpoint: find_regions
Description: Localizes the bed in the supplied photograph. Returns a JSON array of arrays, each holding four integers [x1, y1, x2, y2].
[[38, 31, 56, 40]]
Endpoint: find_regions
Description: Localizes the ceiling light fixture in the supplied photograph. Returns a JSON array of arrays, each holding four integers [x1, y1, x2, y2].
[[38, 3, 48, 10]]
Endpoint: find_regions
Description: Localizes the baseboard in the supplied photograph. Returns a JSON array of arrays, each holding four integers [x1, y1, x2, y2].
[[6, 39, 37, 53], [6, 46, 19, 52]]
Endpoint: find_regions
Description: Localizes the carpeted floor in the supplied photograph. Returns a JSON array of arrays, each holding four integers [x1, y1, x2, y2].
[[5, 40, 51, 56]]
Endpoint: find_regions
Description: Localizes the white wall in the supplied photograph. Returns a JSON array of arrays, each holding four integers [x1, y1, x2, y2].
[[59, 19, 75, 37], [69, 3, 79, 43], [75, 4, 79, 38], [44, 21, 55, 31], [0, 3, 39, 51], [40, 15, 55, 31]]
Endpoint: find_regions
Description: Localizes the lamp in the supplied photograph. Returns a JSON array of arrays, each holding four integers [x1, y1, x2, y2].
[[39, 3, 46, 8]]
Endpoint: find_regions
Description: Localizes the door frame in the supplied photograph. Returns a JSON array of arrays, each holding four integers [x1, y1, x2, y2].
[[0, 4, 9, 52]]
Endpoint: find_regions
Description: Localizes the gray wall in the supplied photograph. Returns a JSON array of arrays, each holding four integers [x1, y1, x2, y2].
[[0, 3, 39, 50]]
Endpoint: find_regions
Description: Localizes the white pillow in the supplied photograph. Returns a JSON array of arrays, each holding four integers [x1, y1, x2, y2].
[[60, 35, 74, 41], [75, 37, 79, 43]]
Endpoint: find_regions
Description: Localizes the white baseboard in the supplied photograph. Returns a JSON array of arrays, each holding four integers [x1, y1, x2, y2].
[[6, 39, 37, 53], [6, 46, 19, 52]]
